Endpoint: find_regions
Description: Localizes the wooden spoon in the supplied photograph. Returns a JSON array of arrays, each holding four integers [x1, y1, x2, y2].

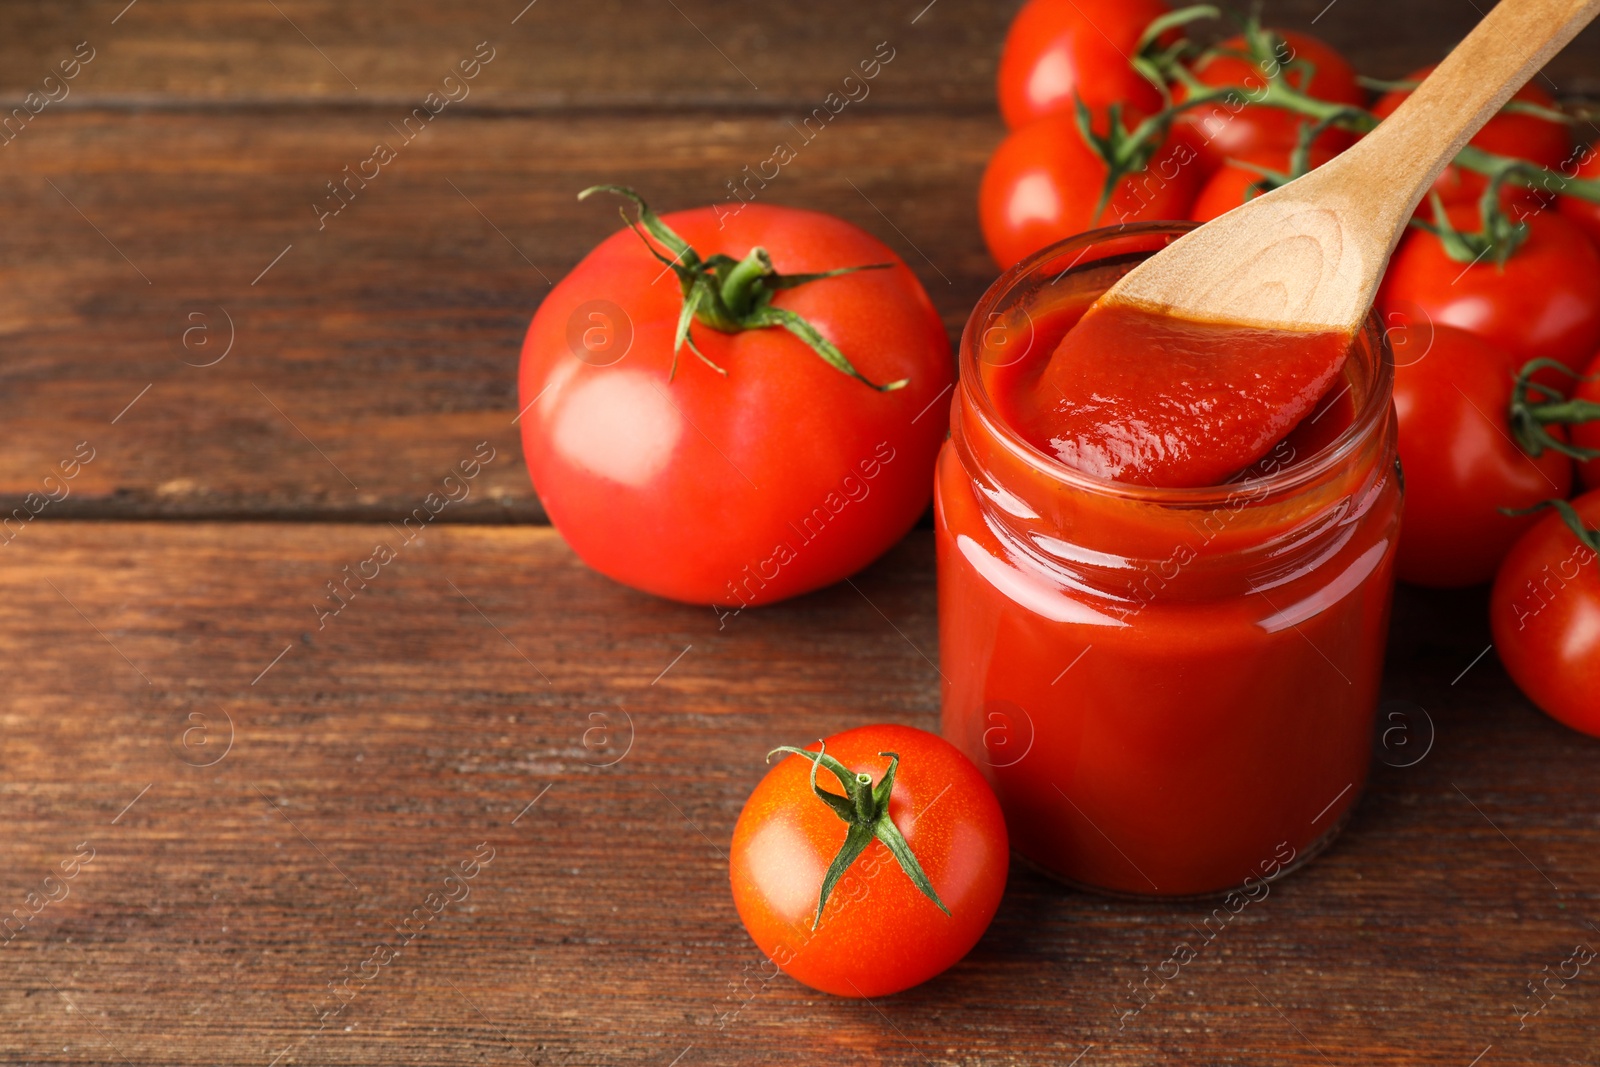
[[1102, 0, 1600, 334]]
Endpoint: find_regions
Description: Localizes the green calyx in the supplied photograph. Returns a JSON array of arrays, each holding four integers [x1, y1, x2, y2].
[[1501, 499, 1600, 557], [578, 185, 906, 391], [1410, 191, 1528, 267], [1509, 358, 1600, 462], [1075, 99, 1172, 222], [1088, 11, 1370, 222], [766, 741, 950, 930], [1236, 15, 1296, 77]]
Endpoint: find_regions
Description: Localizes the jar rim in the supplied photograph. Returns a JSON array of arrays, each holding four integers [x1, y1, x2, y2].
[[958, 221, 1395, 506]]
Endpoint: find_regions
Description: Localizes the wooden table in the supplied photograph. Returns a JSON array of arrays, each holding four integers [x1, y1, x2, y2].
[[4, 2, 1598, 1063]]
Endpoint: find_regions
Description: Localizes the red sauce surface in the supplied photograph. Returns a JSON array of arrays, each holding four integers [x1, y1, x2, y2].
[[1000, 301, 1352, 488], [937, 281, 1399, 896]]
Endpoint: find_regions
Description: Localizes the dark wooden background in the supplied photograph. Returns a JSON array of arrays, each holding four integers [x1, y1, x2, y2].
[[2, 1, 1598, 1064]]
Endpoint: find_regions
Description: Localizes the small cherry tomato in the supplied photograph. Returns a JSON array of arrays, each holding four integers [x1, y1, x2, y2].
[[979, 109, 1202, 269], [997, 0, 1173, 129], [1379, 205, 1600, 378], [519, 189, 953, 607], [1189, 142, 1339, 222], [1177, 30, 1363, 170], [1490, 493, 1600, 737], [1373, 64, 1571, 208], [729, 724, 1009, 998], [1392, 328, 1573, 587]]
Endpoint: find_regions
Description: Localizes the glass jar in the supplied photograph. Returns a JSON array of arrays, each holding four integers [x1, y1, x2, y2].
[[936, 222, 1401, 897]]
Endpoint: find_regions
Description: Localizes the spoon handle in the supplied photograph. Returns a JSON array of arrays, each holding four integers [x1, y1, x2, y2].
[[1352, 0, 1600, 227]]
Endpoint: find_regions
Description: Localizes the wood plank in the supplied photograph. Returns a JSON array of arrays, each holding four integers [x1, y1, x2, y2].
[[6, 4, 1600, 524], [6, 0, 1600, 108], [0, 109, 998, 521], [1, 523, 1596, 1064], [1, 0, 1014, 112]]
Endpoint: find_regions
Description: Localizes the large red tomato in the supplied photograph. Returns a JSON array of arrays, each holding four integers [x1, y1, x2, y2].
[[1373, 64, 1571, 207], [979, 109, 1202, 269], [1379, 205, 1600, 377], [519, 191, 953, 607], [1490, 492, 1600, 737], [729, 724, 1008, 997], [1392, 327, 1572, 587], [1178, 30, 1363, 170], [997, 0, 1172, 129]]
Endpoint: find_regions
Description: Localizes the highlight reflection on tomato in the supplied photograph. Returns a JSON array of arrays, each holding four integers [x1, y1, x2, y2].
[[996, 0, 1172, 129], [1393, 328, 1573, 588], [979, 109, 1201, 269], [1379, 206, 1600, 378]]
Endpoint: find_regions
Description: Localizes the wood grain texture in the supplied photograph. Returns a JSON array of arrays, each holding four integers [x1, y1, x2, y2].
[[6, 0, 1600, 107], [6, 2, 1600, 1064], [0, 109, 997, 521], [1, 523, 1597, 1066]]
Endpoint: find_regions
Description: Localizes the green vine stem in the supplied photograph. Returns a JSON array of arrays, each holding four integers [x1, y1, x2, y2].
[[1131, 4, 1222, 96], [1410, 190, 1529, 266], [766, 741, 950, 930], [579, 186, 906, 391], [1509, 358, 1600, 461], [1502, 499, 1600, 556], [1085, 10, 1600, 244]]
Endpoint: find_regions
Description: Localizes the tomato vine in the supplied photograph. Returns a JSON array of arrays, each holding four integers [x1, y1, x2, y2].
[[580, 185, 906, 390], [1511, 359, 1600, 461], [1076, 7, 1600, 230]]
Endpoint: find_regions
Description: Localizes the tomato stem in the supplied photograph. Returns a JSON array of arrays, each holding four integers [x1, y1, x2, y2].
[[1131, 4, 1220, 99], [1408, 190, 1529, 267], [1501, 499, 1600, 557], [1356, 74, 1420, 93], [1509, 358, 1600, 461], [1076, 99, 1163, 221], [1118, 6, 1600, 227], [766, 741, 950, 930], [578, 186, 908, 391]]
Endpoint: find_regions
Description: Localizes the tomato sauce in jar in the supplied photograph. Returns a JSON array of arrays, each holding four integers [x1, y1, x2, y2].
[[936, 222, 1401, 897]]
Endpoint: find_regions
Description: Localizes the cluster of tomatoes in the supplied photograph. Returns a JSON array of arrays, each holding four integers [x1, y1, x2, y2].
[[984, 0, 1600, 737], [516, 1, 1600, 1005]]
